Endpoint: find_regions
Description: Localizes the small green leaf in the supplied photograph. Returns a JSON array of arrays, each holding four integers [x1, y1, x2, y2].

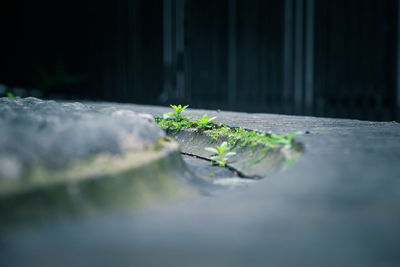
[[168, 104, 189, 120], [205, 147, 219, 154], [210, 155, 218, 161], [216, 147, 226, 154]]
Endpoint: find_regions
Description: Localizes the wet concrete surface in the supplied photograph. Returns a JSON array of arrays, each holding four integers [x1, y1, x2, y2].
[[182, 154, 239, 179], [182, 154, 255, 188], [2, 102, 400, 267]]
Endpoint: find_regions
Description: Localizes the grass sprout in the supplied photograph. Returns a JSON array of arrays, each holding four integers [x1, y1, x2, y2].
[[163, 104, 190, 121], [205, 141, 236, 167], [193, 114, 216, 130]]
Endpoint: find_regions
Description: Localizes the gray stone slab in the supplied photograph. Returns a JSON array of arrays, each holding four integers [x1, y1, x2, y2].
[[2, 102, 400, 267], [0, 98, 164, 181], [0, 98, 207, 220]]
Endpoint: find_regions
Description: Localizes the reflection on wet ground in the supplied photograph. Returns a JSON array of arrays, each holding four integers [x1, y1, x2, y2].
[[182, 154, 240, 179]]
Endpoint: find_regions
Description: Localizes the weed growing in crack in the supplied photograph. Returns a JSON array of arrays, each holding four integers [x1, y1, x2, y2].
[[159, 104, 217, 131], [205, 141, 237, 167], [6, 92, 20, 98], [163, 104, 190, 121], [193, 114, 216, 130], [156, 104, 303, 155], [207, 126, 302, 150], [155, 117, 194, 131]]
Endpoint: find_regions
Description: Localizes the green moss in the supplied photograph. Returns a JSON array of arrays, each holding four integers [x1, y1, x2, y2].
[[156, 118, 195, 131], [207, 126, 231, 141], [156, 118, 302, 151], [206, 126, 302, 151]]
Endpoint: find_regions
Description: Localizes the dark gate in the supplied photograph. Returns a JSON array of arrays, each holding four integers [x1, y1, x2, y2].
[[1, 0, 399, 121]]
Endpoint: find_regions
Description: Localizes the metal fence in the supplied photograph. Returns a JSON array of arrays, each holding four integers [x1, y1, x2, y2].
[[1, 0, 399, 121], [161, 0, 399, 121]]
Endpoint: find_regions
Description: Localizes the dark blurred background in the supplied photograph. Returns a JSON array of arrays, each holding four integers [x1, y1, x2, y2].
[[0, 0, 399, 121]]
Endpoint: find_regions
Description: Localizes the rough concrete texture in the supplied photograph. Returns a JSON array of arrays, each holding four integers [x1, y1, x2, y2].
[[182, 155, 255, 188], [0, 98, 164, 181], [170, 128, 299, 178], [2, 102, 400, 267], [0, 98, 209, 222]]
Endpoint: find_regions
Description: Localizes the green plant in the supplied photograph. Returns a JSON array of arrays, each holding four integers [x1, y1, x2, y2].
[[6, 92, 20, 98], [207, 126, 302, 150], [163, 104, 190, 121], [155, 118, 194, 131], [193, 114, 216, 130], [205, 141, 236, 167], [269, 131, 303, 149]]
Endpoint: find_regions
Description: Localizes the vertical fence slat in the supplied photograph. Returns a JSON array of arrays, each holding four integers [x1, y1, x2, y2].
[[175, 0, 185, 100], [228, 0, 237, 109], [283, 0, 294, 114], [397, 0, 400, 120], [294, 0, 304, 114], [305, 0, 314, 115]]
